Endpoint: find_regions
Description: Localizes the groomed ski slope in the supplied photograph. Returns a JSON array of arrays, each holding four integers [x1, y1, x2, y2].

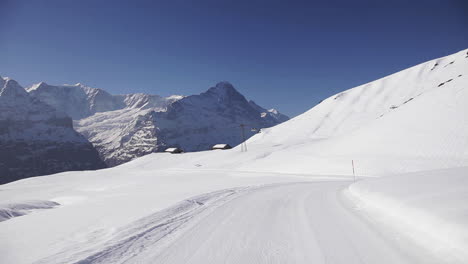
[[0, 48, 467, 263], [49, 182, 418, 264], [2, 168, 467, 264], [146, 182, 416, 264]]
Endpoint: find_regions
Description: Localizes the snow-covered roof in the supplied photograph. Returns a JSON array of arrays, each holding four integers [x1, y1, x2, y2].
[[165, 147, 183, 153], [212, 144, 232, 149]]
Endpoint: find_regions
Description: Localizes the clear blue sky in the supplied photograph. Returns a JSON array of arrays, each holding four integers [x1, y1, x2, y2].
[[1, 0, 467, 117]]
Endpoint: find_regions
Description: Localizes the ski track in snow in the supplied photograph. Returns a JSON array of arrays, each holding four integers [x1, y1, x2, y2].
[[152, 182, 417, 264], [35, 186, 254, 264], [35, 181, 428, 264]]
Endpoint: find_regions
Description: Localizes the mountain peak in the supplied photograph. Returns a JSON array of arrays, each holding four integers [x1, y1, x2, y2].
[[28, 82, 49, 92], [72, 82, 89, 88], [0, 78, 28, 97], [206, 81, 245, 101], [215, 81, 235, 90]]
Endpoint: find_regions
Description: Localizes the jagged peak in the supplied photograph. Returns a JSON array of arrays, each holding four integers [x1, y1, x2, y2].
[[206, 81, 244, 99], [215, 81, 235, 89], [28, 81, 97, 93], [28, 81, 49, 91], [0, 78, 28, 97], [72, 82, 93, 89]]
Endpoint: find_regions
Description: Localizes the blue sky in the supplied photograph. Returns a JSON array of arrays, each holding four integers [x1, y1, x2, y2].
[[1, 0, 467, 117]]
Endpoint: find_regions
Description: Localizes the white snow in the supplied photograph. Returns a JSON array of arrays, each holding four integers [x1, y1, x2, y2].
[[0, 167, 320, 264], [0, 48, 467, 263], [346, 167, 468, 263]]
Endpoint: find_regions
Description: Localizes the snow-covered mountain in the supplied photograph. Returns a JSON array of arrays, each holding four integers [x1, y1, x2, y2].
[[28, 82, 125, 119], [28, 82, 184, 120], [74, 82, 289, 166], [117, 93, 184, 110], [0, 77, 106, 184]]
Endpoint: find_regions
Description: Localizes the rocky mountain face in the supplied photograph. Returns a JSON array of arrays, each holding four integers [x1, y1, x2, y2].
[[151, 82, 286, 151], [0, 77, 106, 184], [72, 82, 289, 166]]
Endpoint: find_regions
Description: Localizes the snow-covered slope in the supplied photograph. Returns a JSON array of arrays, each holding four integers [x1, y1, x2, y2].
[[346, 167, 468, 263], [0, 77, 106, 184], [75, 82, 289, 166], [75, 108, 157, 166], [236, 48, 468, 175], [117, 93, 184, 110], [113, 49, 468, 176]]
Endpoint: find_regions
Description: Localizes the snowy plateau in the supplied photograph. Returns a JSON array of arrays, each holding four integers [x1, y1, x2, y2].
[[0, 48, 467, 264]]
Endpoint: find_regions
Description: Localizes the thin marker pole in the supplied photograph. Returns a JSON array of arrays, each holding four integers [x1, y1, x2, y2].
[[240, 124, 247, 152], [352, 159, 356, 182]]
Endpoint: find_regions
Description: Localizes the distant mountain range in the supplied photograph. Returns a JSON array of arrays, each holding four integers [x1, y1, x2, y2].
[[0, 78, 288, 182], [0, 77, 106, 184], [29, 81, 288, 166]]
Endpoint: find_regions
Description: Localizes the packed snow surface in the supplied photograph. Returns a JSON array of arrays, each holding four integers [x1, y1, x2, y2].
[[347, 167, 468, 263], [0, 49, 467, 263]]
